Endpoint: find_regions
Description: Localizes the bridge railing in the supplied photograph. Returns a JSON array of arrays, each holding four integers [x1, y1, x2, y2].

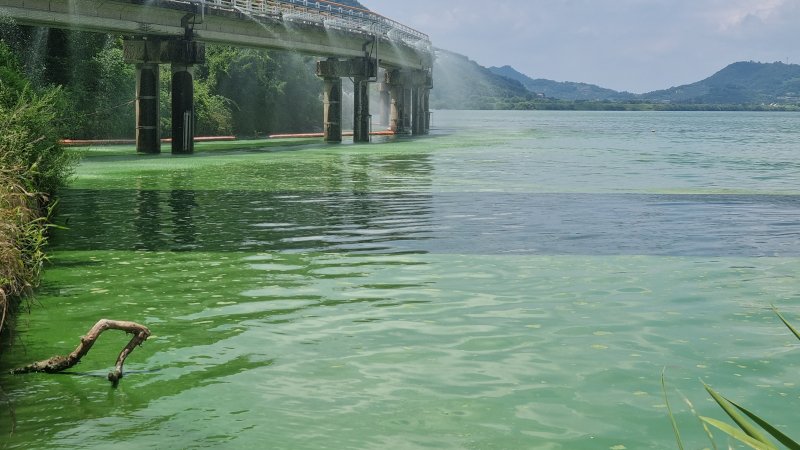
[[194, 0, 431, 46]]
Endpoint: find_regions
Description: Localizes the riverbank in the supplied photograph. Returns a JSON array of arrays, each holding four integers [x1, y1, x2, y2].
[[0, 170, 46, 343], [0, 176, 28, 328], [0, 49, 75, 352]]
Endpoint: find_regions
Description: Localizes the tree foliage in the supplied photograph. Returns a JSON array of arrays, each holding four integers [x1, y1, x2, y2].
[[1, 23, 325, 140], [0, 40, 74, 194], [202, 46, 321, 137]]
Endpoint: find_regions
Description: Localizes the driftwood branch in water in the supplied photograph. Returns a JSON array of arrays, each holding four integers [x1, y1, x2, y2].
[[11, 319, 151, 386]]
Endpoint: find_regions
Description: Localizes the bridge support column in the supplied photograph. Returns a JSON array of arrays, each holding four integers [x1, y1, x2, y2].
[[387, 69, 433, 136], [134, 62, 161, 154], [412, 86, 432, 135], [423, 88, 431, 134], [412, 87, 424, 136], [316, 56, 377, 143], [124, 38, 204, 154], [385, 71, 408, 135], [353, 76, 370, 143], [171, 64, 195, 154], [322, 76, 343, 143], [386, 70, 421, 135], [421, 70, 433, 134], [388, 83, 405, 134], [402, 87, 413, 132]]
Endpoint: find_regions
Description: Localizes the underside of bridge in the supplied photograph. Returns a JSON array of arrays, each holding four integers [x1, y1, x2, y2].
[[0, 0, 435, 153]]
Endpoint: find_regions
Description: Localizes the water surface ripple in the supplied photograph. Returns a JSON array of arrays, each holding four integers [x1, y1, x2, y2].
[[3, 111, 800, 449]]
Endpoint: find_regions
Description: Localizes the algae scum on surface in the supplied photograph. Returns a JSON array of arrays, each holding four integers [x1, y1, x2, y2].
[[3, 110, 800, 449]]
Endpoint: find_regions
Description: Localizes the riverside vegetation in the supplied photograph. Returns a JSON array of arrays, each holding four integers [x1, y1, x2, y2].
[[0, 40, 74, 348], [0, 22, 325, 139]]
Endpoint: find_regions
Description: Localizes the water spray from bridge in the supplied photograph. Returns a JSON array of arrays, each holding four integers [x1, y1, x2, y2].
[[0, 0, 435, 153]]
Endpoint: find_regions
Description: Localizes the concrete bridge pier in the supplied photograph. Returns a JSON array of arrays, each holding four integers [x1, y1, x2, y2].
[[322, 76, 343, 143], [422, 89, 431, 134], [388, 83, 406, 135], [353, 76, 370, 142], [386, 69, 432, 135], [402, 87, 413, 132], [422, 70, 433, 134], [316, 56, 377, 143], [124, 38, 205, 154], [171, 64, 194, 154], [134, 62, 161, 154], [412, 70, 433, 135], [412, 87, 424, 136]]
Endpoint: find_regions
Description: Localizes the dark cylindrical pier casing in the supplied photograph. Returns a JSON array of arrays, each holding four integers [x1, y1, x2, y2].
[[411, 87, 423, 135], [171, 65, 194, 154], [135, 63, 160, 154], [353, 77, 370, 143], [402, 87, 412, 132], [323, 77, 343, 143]]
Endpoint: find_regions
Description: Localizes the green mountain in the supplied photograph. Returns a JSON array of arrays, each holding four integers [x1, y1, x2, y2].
[[489, 65, 636, 101], [486, 61, 800, 105], [431, 50, 531, 109], [641, 61, 800, 104]]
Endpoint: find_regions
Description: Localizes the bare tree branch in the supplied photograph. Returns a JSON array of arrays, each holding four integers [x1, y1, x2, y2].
[[10, 319, 151, 386]]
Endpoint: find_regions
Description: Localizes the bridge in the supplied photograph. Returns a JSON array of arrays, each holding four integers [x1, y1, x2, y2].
[[0, 0, 434, 153]]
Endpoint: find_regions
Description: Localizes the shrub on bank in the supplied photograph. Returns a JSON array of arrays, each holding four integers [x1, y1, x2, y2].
[[0, 87, 74, 195], [0, 171, 45, 335], [0, 40, 74, 345]]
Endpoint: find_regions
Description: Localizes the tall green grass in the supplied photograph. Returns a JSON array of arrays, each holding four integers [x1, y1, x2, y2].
[[0, 41, 75, 347]]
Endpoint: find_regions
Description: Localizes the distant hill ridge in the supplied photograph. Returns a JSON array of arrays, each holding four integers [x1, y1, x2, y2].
[[643, 61, 800, 104], [431, 50, 530, 109], [487, 60, 800, 104], [489, 65, 636, 101]]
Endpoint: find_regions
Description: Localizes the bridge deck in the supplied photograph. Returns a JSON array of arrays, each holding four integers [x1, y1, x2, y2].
[[0, 0, 433, 70]]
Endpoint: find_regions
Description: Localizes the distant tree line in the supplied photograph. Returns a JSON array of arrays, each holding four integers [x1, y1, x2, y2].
[[0, 22, 324, 139], [468, 97, 800, 112]]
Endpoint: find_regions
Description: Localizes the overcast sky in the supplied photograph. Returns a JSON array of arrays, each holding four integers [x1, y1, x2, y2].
[[363, 0, 800, 93]]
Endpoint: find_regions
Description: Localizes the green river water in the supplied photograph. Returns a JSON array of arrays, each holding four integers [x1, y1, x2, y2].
[[2, 110, 800, 449]]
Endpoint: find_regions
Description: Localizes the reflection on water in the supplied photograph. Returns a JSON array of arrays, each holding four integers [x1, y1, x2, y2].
[[58, 189, 437, 254], [57, 190, 800, 257]]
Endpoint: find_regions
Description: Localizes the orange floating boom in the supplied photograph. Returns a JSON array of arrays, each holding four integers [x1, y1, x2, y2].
[[269, 130, 396, 139], [59, 136, 237, 146]]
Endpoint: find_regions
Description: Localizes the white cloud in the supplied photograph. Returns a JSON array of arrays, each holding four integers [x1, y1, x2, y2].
[[364, 0, 800, 92], [703, 0, 787, 31]]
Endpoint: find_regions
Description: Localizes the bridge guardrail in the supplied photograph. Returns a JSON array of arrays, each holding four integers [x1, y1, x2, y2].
[[195, 0, 431, 47]]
